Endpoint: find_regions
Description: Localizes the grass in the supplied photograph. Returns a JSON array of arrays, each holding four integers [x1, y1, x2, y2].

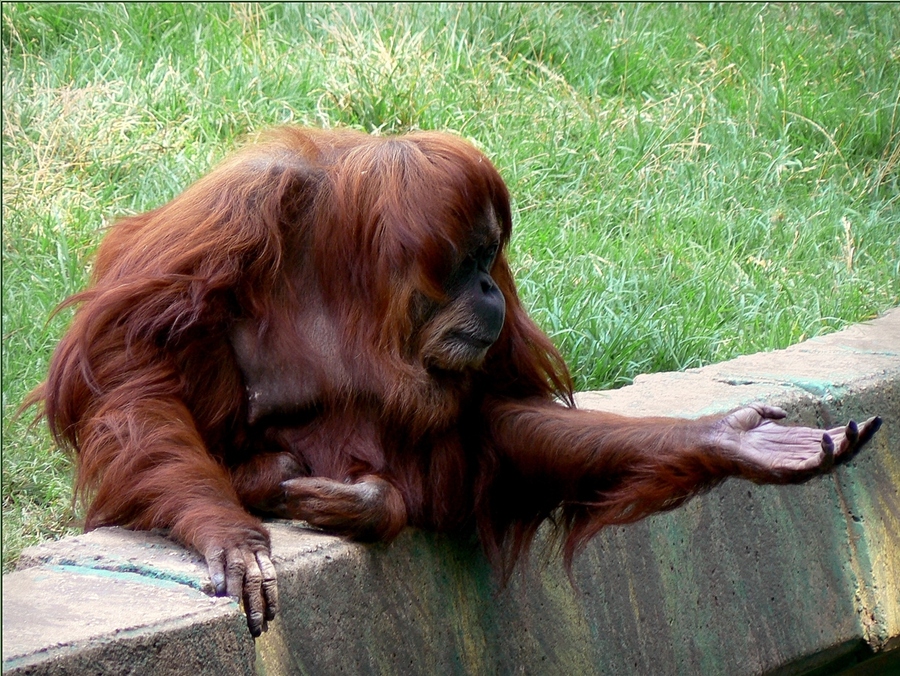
[[2, 3, 898, 570]]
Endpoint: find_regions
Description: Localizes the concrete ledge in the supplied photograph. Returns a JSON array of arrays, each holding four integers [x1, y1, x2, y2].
[[4, 309, 899, 675]]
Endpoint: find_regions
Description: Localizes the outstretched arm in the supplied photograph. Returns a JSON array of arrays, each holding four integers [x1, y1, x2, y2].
[[483, 397, 880, 561]]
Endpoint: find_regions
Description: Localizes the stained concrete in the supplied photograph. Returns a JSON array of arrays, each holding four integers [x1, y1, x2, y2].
[[3, 308, 899, 675]]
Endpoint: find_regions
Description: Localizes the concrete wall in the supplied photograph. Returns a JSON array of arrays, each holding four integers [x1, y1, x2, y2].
[[4, 309, 898, 676]]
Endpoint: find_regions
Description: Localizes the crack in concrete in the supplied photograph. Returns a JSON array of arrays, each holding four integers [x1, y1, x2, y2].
[[830, 478, 883, 650]]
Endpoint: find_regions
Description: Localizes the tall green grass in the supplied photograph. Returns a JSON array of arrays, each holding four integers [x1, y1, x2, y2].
[[3, 3, 898, 568]]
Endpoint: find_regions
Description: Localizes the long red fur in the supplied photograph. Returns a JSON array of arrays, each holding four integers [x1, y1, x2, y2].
[[30, 127, 732, 579]]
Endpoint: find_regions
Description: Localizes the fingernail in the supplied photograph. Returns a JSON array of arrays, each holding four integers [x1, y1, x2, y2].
[[212, 574, 226, 595]]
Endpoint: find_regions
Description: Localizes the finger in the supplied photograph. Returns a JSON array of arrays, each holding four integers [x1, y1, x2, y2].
[[857, 416, 882, 447], [241, 550, 266, 637], [844, 420, 859, 451], [224, 548, 246, 600], [206, 548, 227, 596], [756, 405, 787, 420], [820, 433, 835, 471], [834, 416, 882, 465], [257, 550, 279, 621]]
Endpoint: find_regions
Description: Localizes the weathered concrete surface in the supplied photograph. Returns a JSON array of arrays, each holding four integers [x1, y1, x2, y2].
[[2, 556, 254, 675], [2, 528, 255, 675], [3, 308, 899, 675]]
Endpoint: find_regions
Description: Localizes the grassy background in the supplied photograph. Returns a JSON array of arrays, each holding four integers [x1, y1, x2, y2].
[[3, 3, 898, 569]]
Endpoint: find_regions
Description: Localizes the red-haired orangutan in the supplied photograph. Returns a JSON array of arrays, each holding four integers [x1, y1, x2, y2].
[[31, 127, 880, 636]]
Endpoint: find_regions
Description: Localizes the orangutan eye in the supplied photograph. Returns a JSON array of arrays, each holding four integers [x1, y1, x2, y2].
[[483, 243, 499, 268]]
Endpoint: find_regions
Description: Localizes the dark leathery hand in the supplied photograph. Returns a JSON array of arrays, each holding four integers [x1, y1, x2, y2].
[[715, 404, 881, 483], [205, 540, 278, 637]]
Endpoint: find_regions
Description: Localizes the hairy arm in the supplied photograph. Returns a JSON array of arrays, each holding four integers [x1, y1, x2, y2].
[[483, 397, 880, 562], [33, 137, 324, 636], [66, 362, 278, 637], [233, 416, 408, 543]]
